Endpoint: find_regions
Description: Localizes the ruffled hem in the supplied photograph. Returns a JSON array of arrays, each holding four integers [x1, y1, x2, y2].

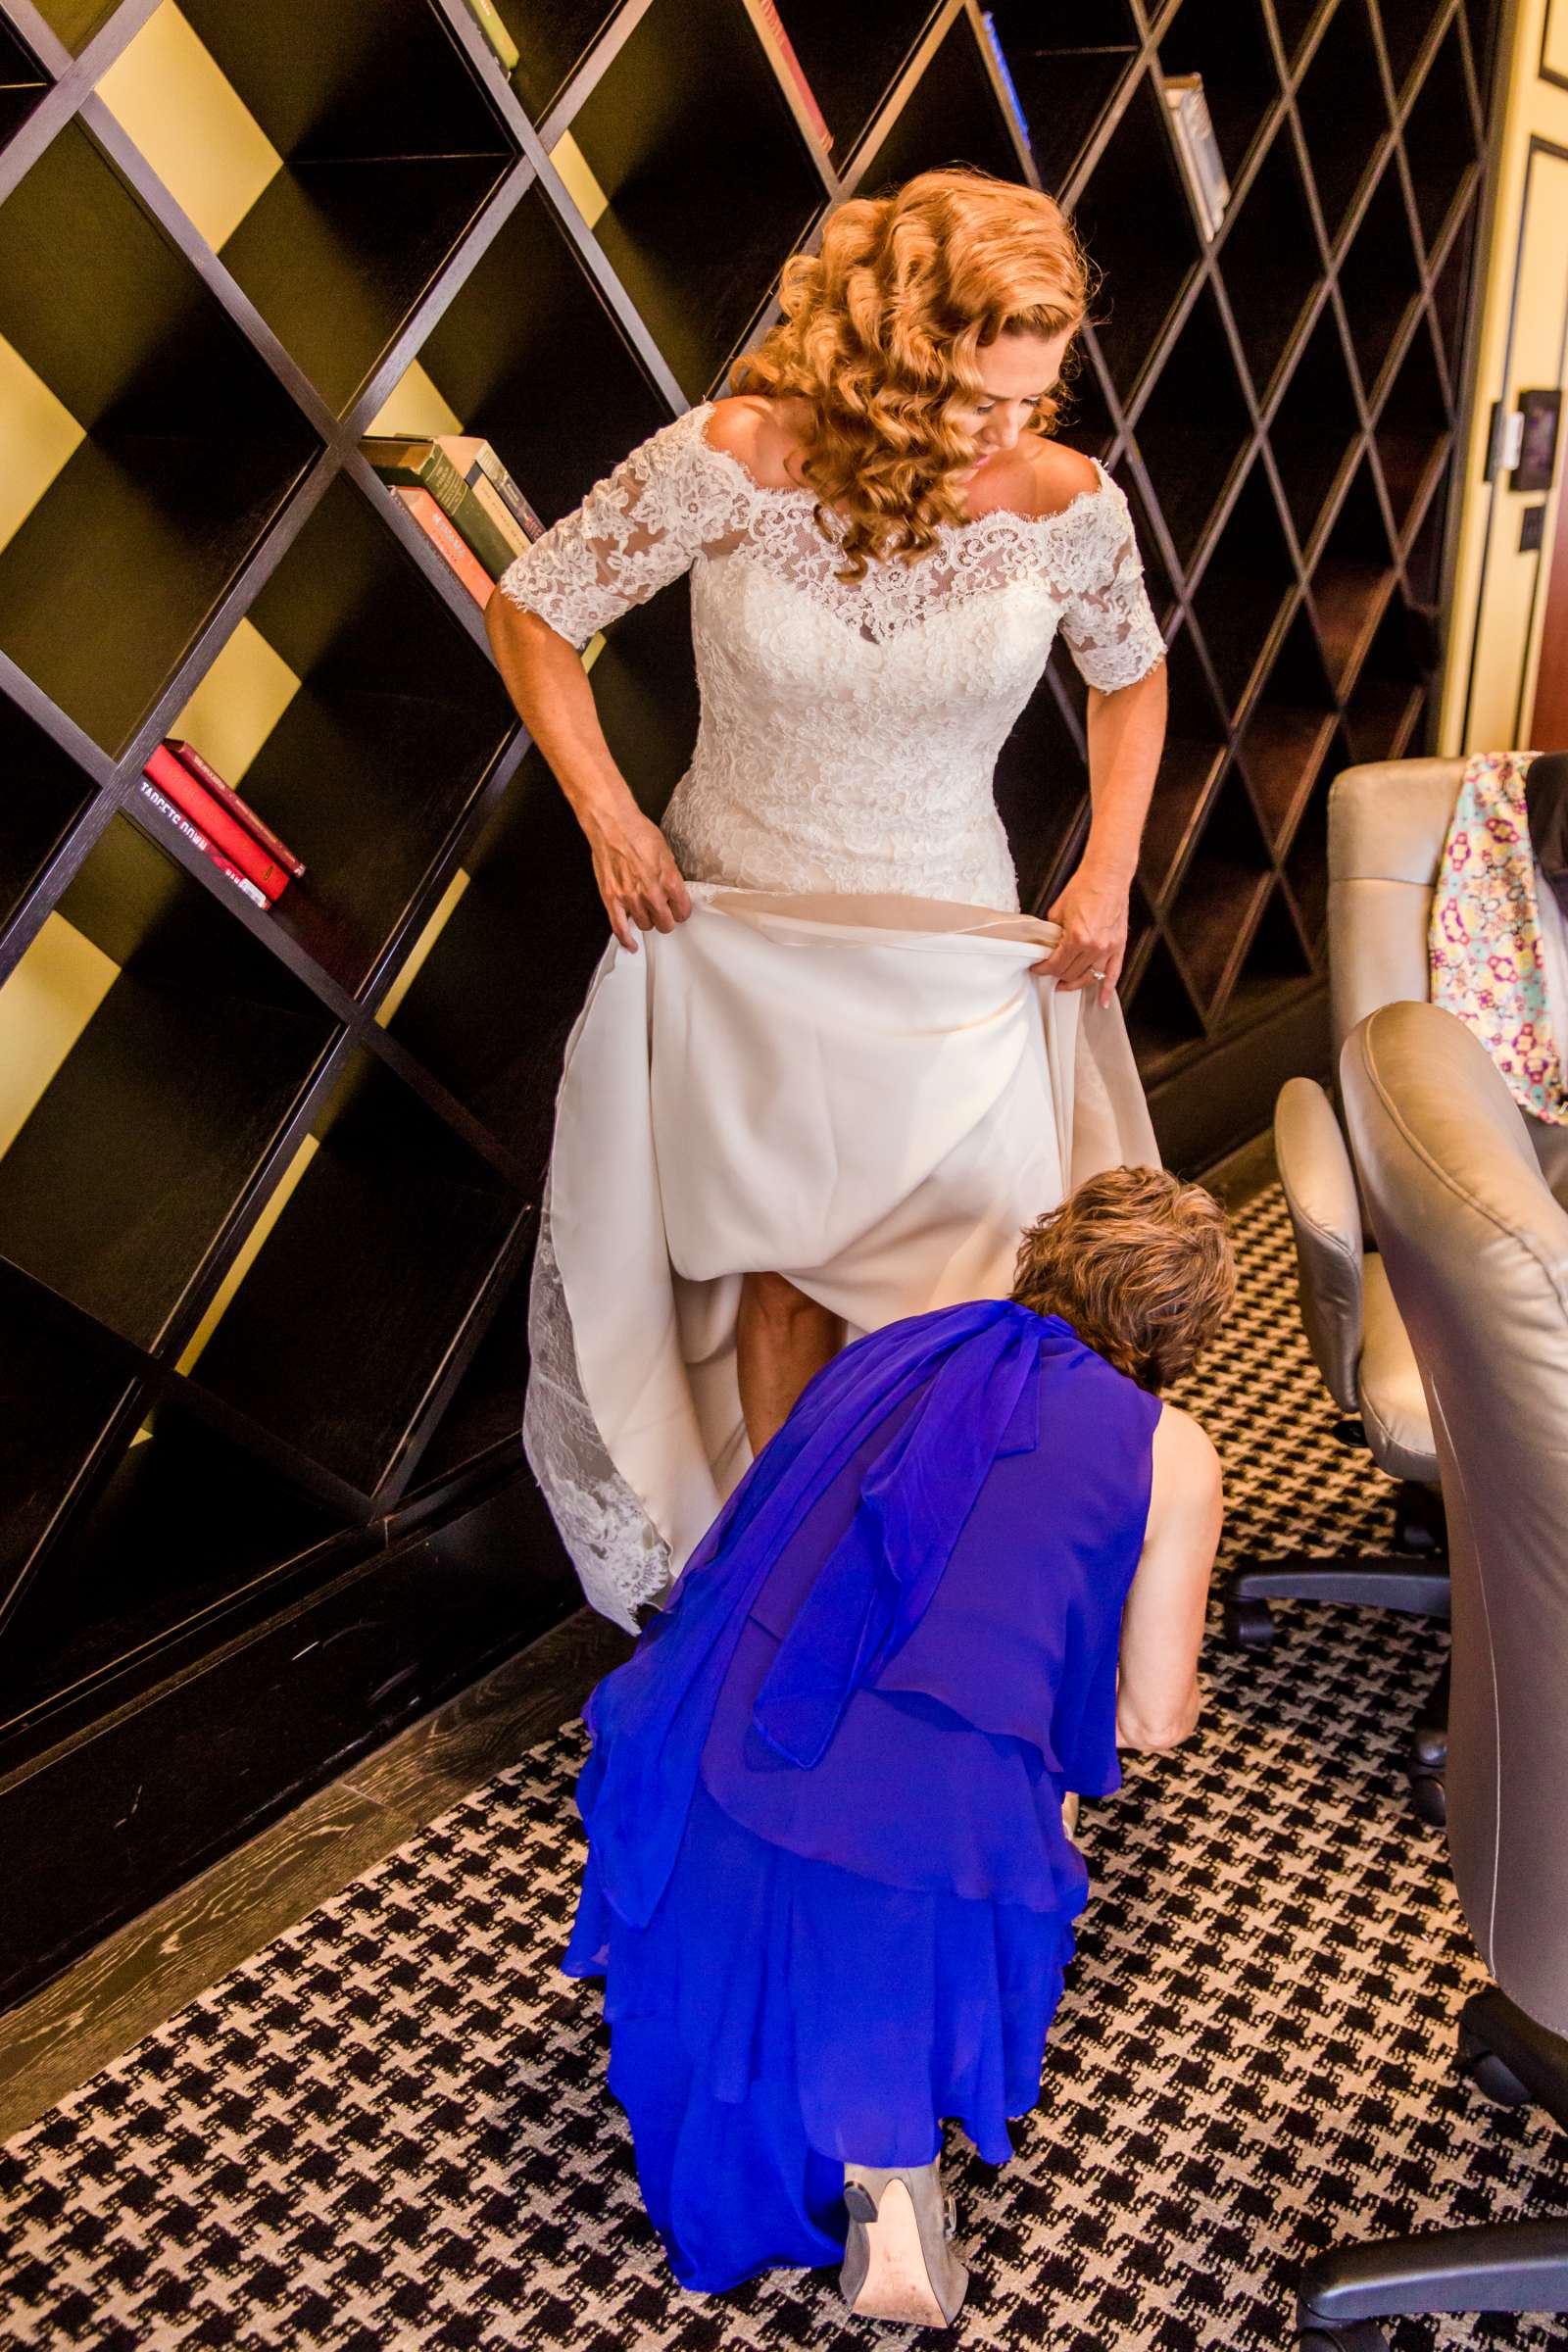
[[564, 1779, 1076, 2292], [702, 1613, 1098, 1914]]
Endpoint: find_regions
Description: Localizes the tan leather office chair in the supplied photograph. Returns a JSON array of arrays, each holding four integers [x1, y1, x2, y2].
[[1225, 760, 1456, 1812], [1228, 755, 1568, 1815], [1297, 1000, 1568, 2350]]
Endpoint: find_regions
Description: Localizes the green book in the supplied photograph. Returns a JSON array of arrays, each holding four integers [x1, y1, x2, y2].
[[361, 436, 514, 579], [461, 0, 518, 73]]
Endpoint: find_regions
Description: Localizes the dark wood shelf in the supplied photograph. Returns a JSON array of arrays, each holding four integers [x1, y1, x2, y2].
[[1343, 594, 1428, 762], [1138, 626, 1229, 900], [567, 0, 827, 400], [0, 13, 46, 150], [0, 1283, 138, 1603], [0, 812, 338, 1349], [994, 674, 1092, 916], [176, 0, 516, 416], [412, 180, 669, 525], [388, 584, 697, 1163], [1162, 762, 1274, 1010], [0, 696, 94, 932], [980, 9, 1138, 191], [1156, 0, 1281, 181], [188, 1049, 527, 1494], [1309, 456, 1399, 691], [1214, 117, 1324, 401], [1190, 454, 1297, 713], [1373, 313, 1450, 533], [1269, 301, 1361, 550], [1297, 0, 1388, 244], [1402, 15, 1479, 255], [1072, 69, 1202, 399], [1221, 874, 1313, 1022], [501, 0, 624, 125], [1123, 931, 1205, 1067], [770, 0, 937, 157], [852, 7, 1030, 198], [1338, 150, 1424, 399], [0, 1400, 345, 1736], [0, 121, 320, 755], [1235, 605, 1339, 846], [0, 0, 1499, 2001], [231, 472, 517, 995], [1130, 285, 1252, 567]]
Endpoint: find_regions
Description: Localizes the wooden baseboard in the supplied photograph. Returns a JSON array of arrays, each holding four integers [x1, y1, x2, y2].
[[0, 1603, 631, 2140]]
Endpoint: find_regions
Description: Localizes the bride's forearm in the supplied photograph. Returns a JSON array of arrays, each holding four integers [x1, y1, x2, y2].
[[1077, 661, 1168, 889], [483, 592, 640, 841]]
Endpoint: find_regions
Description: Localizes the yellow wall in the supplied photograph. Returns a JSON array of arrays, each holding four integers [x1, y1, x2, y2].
[[1439, 0, 1568, 751]]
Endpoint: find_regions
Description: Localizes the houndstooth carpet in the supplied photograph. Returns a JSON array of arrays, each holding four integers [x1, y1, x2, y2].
[[3, 1186, 1567, 2352]]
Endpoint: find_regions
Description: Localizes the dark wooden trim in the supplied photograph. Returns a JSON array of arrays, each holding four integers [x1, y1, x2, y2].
[[1147, 981, 1330, 1172], [0, 1600, 630, 2138]]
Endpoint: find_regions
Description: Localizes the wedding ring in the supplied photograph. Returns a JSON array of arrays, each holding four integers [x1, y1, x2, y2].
[[1091, 967, 1107, 980]]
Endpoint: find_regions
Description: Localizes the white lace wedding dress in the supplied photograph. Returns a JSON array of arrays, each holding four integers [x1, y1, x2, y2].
[[497, 402, 1168, 1627]]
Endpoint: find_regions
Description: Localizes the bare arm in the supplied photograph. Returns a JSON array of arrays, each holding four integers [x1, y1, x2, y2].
[[484, 593, 691, 955], [1115, 1401, 1223, 1752], [1038, 656, 1167, 1007]]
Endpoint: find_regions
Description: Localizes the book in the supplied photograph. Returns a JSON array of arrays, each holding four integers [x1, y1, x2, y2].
[[1163, 74, 1229, 240], [166, 739, 306, 878], [980, 13, 1032, 152], [394, 486, 495, 608], [142, 744, 289, 900], [437, 434, 544, 550], [465, 442, 545, 542], [361, 435, 514, 577], [754, 0, 832, 153], [137, 781, 270, 910], [460, 0, 517, 73]]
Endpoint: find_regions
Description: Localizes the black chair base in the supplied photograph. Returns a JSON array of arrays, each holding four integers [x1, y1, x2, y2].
[[1297, 2222, 1568, 2349], [1297, 1991, 1568, 2348], [1224, 1483, 1448, 1819]]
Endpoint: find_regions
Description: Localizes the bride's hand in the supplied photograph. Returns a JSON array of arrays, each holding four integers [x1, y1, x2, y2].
[[587, 809, 693, 953], [1034, 863, 1129, 1009]]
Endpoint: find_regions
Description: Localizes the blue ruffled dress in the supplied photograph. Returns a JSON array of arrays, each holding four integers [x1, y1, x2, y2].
[[562, 1297, 1162, 2292]]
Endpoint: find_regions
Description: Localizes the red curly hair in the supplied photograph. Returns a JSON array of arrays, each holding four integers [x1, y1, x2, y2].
[[731, 167, 1096, 581]]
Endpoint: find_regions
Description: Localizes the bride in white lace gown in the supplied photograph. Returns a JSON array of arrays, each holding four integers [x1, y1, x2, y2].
[[487, 170, 1169, 1627]]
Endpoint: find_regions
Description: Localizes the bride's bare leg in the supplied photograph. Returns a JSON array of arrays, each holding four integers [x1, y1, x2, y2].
[[737, 1271, 842, 1455]]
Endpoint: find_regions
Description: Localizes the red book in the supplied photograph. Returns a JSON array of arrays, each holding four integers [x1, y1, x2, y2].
[[755, 1, 832, 152], [137, 780, 270, 910], [166, 740, 306, 878], [395, 485, 494, 607], [142, 744, 289, 901]]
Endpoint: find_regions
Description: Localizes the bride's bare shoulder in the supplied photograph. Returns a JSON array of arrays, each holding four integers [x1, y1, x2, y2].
[[702, 394, 811, 489], [1017, 435, 1103, 519]]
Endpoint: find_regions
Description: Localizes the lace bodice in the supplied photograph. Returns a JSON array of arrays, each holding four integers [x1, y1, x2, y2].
[[497, 402, 1166, 907]]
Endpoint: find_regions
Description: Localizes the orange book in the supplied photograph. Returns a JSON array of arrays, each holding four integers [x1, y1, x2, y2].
[[394, 486, 493, 608], [755, 1, 832, 152]]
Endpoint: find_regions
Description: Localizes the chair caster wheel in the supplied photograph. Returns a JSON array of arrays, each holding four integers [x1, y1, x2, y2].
[[1225, 1596, 1276, 1650], [1408, 1771, 1446, 1828], [1458, 2035, 1531, 2108], [1298, 2327, 1387, 2352]]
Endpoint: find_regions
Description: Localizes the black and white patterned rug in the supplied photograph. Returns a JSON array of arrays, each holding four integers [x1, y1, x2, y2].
[[4, 1189, 1567, 2351]]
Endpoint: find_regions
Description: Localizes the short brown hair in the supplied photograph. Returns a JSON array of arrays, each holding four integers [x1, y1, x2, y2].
[[1011, 1166, 1236, 1393]]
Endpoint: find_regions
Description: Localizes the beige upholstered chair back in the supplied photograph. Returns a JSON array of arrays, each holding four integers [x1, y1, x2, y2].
[[1327, 758, 1464, 1055], [1342, 1001, 1568, 2036]]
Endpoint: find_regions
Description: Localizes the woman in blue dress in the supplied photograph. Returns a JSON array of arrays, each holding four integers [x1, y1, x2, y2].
[[563, 1165, 1235, 2324]]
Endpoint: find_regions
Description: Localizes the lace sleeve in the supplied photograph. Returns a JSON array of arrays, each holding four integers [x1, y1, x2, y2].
[[1055, 480, 1168, 694], [494, 404, 741, 651]]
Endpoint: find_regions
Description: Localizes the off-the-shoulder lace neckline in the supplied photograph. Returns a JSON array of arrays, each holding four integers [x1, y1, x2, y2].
[[688, 401, 1116, 540]]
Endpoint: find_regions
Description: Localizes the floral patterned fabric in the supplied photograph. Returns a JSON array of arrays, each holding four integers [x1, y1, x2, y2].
[[1429, 747, 1568, 1126]]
